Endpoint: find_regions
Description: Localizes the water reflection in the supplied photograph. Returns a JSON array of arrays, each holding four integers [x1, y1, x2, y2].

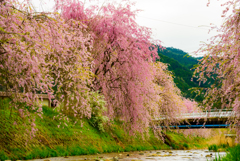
[[31, 150, 226, 161]]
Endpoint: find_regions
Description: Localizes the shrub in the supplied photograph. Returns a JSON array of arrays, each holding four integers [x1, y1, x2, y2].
[[208, 144, 218, 152], [88, 92, 108, 132], [220, 144, 229, 149], [223, 144, 240, 161], [183, 143, 189, 149], [171, 143, 179, 149], [213, 144, 240, 161], [55, 146, 69, 156], [0, 151, 8, 161]]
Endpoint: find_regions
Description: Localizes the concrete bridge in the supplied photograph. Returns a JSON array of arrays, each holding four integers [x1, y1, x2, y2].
[[158, 110, 238, 129]]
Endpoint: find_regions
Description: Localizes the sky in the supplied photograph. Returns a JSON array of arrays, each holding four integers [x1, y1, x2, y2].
[[32, 0, 228, 56], [134, 0, 226, 56]]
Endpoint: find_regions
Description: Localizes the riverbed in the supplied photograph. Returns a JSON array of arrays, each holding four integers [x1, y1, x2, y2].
[[30, 150, 226, 161], [29, 150, 226, 161]]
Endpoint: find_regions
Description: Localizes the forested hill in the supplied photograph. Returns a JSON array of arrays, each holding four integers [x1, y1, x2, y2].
[[157, 47, 203, 102], [159, 47, 198, 69]]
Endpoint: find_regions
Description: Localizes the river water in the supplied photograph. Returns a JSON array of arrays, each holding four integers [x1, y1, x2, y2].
[[31, 150, 226, 161]]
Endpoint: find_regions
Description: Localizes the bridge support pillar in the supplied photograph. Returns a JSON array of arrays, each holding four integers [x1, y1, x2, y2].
[[225, 134, 237, 147]]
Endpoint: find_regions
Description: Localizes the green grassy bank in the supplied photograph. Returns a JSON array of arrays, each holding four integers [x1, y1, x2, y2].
[[0, 100, 207, 161]]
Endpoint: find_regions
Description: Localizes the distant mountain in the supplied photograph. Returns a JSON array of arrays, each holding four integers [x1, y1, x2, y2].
[[159, 47, 199, 69], [157, 47, 204, 102], [195, 56, 203, 60]]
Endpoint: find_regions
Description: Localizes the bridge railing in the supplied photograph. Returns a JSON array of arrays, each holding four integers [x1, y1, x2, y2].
[[155, 110, 237, 121], [181, 111, 235, 118]]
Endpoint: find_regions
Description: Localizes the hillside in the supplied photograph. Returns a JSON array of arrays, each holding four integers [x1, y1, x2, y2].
[[160, 47, 199, 69], [157, 47, 203, 102]]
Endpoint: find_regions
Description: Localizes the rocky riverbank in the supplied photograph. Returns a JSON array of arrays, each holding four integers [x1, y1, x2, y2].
[[28, 150, 227, 161]]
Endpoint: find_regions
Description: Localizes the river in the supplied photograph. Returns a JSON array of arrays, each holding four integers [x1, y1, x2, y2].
[[30, 150, 227, 161]]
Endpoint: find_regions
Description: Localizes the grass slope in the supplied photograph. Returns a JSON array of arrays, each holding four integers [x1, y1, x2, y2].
[[0, 99, 207, 161]]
